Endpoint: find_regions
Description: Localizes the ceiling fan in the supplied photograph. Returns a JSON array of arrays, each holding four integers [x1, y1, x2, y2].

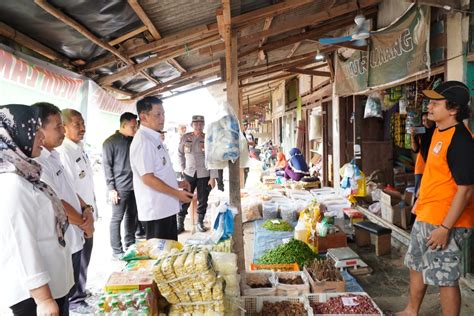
[[319, 13, 370, 47]]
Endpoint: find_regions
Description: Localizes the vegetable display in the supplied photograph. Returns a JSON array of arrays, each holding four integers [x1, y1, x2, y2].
[[256, 239, 318, 268], [262, 219, 293, 231]]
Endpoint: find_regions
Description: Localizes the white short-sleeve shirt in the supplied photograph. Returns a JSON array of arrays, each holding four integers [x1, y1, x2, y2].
[[0, 173, 74, 308], [130, 126, 180, 221], [35, 148, 85, 254], [57, 137, 98, 220]]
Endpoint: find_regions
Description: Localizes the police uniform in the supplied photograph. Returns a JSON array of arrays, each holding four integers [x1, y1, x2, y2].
[[178, 115, 217, 232]]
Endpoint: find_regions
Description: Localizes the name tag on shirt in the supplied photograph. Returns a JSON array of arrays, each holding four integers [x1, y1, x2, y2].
[[56, 169, 63, 176]]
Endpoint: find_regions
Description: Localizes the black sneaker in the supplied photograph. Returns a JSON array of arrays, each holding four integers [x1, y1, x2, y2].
[[135, 231, 146, 239]]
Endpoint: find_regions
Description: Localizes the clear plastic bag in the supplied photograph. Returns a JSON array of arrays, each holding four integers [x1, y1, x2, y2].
[[241, 196, 262, 223], [205, 102, 240, 169], [364, 92, 383, 119]]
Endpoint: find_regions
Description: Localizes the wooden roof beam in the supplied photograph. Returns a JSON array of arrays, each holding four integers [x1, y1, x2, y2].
[[34, 0, 160, 88], [127, 0, 186, 74], [0, 21, 71, 67], [286, 67, 331, 77], [239, 50, 323, 74], [161, 79, 224, 100], [158, 70, 221, 96], [254, 16, 274, 66], [201, 2, 380, 57], [97, 33, 221, 85], [108, 25, 147, 46], [239, 73, 295, 88], [84, 0, 312, 72], [133, 61, 221, 99], [239, 6, 378, 58]]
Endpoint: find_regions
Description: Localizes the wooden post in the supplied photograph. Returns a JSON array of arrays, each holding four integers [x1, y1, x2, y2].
[[331, 81, 341, 188], [353, 95, 363, 169], [220, 0, 245, 273]]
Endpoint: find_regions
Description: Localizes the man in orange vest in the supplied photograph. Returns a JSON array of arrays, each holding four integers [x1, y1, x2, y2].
[[400, 81, 474, 315]]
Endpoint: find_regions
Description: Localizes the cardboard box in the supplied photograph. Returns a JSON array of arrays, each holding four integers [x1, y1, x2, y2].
[[105, 271, 156, 293], [312, 226, 347, 253], [380, 191, 412, 229], [303, 267, 346, 293]]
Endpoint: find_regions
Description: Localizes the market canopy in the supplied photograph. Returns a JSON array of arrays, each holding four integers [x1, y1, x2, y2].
[[0, 0, 382, 116]]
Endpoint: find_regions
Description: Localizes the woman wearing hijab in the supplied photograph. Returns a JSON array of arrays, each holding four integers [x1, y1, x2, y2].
[[284, 147, 310, 181], [274, 152, 287, 177], [0, 104, 74, 316]]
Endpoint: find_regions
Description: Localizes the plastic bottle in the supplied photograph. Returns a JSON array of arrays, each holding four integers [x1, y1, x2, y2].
[[294, 220, 310, 244], [109, 301, 121, 316], [137, 305, 150, 316]]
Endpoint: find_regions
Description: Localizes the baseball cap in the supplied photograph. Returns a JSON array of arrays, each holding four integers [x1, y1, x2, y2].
[[422, 80, 470, 107], [191, 115, 205, 123]]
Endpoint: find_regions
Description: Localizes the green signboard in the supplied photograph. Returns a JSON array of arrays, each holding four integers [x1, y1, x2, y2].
[[335, 5, 430, 95]]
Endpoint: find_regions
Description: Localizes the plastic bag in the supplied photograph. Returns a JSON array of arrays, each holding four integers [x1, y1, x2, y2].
[[205, 102, 241, 169], [211, 252, 238, 275], [121, 242, 149, 261], [364, 92, 383, 119], [241, 196, 262, 223], [211, 202, 237, 243], [368, 202, 381, 215], [147, 238, 183, 259]]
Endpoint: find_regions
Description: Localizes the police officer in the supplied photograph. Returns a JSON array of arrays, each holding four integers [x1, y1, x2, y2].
[[177, 115, 218, 233]]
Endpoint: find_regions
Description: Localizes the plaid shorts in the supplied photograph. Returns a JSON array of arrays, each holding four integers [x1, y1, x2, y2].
[[404, 220, 471, 286]]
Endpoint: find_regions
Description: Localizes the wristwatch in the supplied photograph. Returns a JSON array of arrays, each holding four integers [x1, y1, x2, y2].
[[82, 204, 94, 213]]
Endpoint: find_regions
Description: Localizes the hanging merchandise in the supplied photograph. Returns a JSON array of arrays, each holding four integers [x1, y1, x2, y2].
[[363, 92, 383, 119], [339, 161, 366, 198], [309, 108, 323, 141], [399, 96, 408, 115], [205, 102, 242, 169], [210, 202, 237, 243], [390, 113, 406, 148]]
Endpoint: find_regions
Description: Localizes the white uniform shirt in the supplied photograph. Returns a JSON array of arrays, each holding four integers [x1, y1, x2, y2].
[[130, 125, 180, 221], [57, 137, 98, 220], [0, 173, 74, 308], [35, 148, 85, 254]]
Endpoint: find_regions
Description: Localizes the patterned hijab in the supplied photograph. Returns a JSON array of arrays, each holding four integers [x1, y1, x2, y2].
[[0, 104, 68, 247]]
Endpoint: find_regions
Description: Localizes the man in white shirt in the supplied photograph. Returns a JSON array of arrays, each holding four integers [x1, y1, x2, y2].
[[33, 103, 94, 314], [130, 96, 193, 240], [56, 108, 96, 313]]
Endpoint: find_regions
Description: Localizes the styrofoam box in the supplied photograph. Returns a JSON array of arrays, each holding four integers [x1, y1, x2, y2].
[[306, 292, 383, 315], [241, 296, 313, 316]]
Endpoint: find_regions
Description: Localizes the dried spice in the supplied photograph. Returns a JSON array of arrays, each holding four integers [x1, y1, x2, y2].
[[311, 294, 380, 314], [306, 258, 343, 282], [255, 301, 306, 316]]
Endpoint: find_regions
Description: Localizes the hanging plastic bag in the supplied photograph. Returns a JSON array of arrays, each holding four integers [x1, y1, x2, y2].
[[205, 102, 241, 169], [211, 202, 237, 243], [364, 92, 383, 119]]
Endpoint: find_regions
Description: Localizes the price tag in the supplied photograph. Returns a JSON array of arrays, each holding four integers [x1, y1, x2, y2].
[[341, 297, 359, 306], [271, 220, 280, 224]]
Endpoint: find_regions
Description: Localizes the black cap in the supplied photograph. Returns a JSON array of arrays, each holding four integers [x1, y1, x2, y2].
[[422, 80, 470, 107]]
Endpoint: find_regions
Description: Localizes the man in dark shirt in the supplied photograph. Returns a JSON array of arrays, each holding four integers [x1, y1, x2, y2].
[[102, 112, 138, 258]]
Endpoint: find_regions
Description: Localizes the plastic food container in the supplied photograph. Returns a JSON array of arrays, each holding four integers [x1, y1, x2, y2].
[[280, 203, 297, 223], [262, 202, 279, 219]]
